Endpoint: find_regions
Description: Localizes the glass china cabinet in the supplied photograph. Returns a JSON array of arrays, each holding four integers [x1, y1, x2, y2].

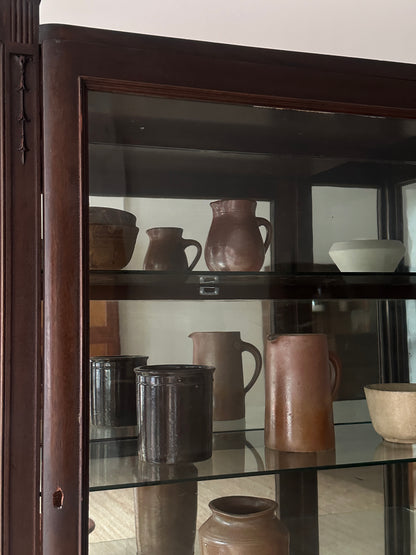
[[40, 23, 416, 555]]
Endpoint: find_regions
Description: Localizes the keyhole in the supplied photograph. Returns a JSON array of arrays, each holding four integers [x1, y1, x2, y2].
[[53, 487, 64, 509]]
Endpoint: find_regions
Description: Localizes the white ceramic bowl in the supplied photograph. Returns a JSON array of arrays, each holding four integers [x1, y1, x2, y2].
[[364, 383, 416, 443], [328, 239, 405, 272]]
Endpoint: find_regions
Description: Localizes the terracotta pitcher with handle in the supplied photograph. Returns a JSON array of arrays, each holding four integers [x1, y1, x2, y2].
[[143, 227, 202, 271], [204, 199, 272, 271], [265, 333, 341, 452], [189, 331, 262, 421]]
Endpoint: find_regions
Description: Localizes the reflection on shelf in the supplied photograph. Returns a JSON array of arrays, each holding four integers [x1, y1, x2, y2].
[[89, 423, 416, 491], [90, 269, 416, 300]]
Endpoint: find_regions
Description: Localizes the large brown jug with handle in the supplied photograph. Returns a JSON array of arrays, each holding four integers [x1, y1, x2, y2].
[[189, 331, 262, 421], [265, 333, 341, 452], [143, 227, 202, 271], [204, 199, 272, 271]]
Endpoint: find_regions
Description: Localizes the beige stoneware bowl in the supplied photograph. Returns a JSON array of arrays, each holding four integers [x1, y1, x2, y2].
[[364, 383, 416, 443], [89, 223, 139, 270], [89, 206, 137, 227]]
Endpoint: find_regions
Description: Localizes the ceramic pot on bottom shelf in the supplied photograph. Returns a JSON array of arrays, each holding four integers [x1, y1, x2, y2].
[[134, 462, 197, 555], [199, 495, 289, 554]]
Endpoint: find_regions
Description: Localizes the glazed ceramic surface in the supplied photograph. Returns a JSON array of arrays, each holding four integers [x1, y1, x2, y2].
[[134, 463, 197, 555], [265, 334, 341, 452], [89, 206, 137, 226], [89, 355, 148, 427], [189, 331, 262, 421], [135, 365, 214, 463], [89, 223, 139, 269], [364, 383, 416, 443], [328, 239, 405, 272], [143, 227, 202, 271], [199, 495, 289, 554], [204, 199, 272, 271]]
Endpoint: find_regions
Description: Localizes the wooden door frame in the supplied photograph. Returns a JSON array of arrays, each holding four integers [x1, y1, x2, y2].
[[0, 1, 42, 554], [41, 24, 416, 554]]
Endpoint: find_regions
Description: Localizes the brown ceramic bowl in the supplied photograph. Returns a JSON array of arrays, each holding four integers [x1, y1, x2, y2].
[[364, 383, 416, 443], [89, 206, 137, 227], [89, 223, 139, 270]]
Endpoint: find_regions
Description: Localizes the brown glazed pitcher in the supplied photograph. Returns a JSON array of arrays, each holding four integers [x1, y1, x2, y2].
[[189, 331, 262, 421], [143, 227, 202, 270], [265, 334, 341, 452], [199, 496, 289, 554], [204, 199, 272, 271]]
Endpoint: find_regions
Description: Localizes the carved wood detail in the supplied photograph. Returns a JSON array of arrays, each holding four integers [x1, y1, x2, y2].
[[16, 54, 31, 164]]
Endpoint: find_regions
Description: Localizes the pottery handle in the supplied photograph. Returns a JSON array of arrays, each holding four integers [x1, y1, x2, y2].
[[240, 341, 262, 394], [328, 350, 342, 400], [182, 239, 202, 271], [255, 217, 272, 254]]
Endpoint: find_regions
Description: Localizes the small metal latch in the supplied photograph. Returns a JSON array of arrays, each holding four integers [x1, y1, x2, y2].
[[199, 275, 219, 296], [199, 286, 219, 296]]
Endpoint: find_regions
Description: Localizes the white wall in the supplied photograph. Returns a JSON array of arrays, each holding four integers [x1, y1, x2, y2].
[[40, 0, 416, 63]]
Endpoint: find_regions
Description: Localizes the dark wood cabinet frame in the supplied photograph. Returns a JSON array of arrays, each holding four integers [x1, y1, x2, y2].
[[15, 19, 416, 555]]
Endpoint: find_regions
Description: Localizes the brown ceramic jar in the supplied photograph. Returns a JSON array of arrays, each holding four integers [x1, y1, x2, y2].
[[143, 227, 202, 270], [189, 331, 262, 421], [265, 334, 341, 452], [204, 199, 272, 271], [199, 495, 289, 554]]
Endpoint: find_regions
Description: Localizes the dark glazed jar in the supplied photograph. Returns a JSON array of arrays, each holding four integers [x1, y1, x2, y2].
[[90, 355, 148, 427], [199, 495, 289, 554], [135, 364, 214, 463], [204, 199, 272, 271]]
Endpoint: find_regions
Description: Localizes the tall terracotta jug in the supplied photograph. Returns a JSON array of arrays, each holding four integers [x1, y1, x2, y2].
[[143, 227, 202, 270], [265, 334, 341, 452], [189, 331, 262, 421], [204, 199, 272, 271]]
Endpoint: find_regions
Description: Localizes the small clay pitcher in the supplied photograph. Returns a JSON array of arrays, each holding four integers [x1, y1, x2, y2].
[[204, 199, 272, 271], [199, 496, 289, 554], [265, 334, 341, 452], [189, 331, 262, 421], [143, 227, 202, 270]]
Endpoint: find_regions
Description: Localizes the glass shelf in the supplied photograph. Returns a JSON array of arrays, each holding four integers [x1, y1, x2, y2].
[[88, 509, 415, 555], [89, 423, 416, 491], [90, 270, 416, 300]]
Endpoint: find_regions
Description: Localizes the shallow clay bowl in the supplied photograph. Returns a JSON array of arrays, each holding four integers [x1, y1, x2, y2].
[[89, 223, 139, 270], [364, 383, 416, 443], [329, 239, 405, 272], [89, 206, 137, 227]]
